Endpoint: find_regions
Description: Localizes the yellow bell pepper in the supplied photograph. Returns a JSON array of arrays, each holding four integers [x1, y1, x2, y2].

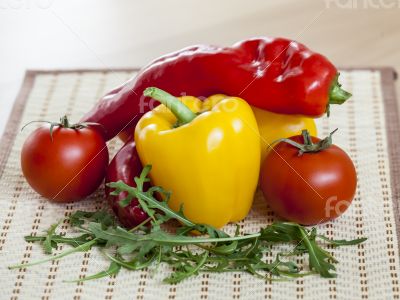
[[252, 106, 317, 162], [135, 87, 260, 228], [205, 95, 317, 163]]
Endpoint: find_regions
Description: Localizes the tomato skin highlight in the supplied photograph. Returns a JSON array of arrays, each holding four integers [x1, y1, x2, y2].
[[260, 135, 357, 225], [21, 125, 109, 202]]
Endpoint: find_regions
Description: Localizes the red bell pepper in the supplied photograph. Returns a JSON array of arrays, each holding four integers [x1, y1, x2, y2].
[[105, 139, 148, 228], [82, 37, 350, 140]]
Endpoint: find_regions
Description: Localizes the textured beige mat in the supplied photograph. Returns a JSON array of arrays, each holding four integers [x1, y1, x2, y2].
[[0, 68, 399, 300]]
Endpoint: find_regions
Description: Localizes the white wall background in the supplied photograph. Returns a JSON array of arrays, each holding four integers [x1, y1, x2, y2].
[[1, 0, 399, 136]]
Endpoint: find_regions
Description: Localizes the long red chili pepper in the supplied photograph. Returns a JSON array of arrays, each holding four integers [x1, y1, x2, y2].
[[82, 37, 350, 141], [105, 139, 148, 228]]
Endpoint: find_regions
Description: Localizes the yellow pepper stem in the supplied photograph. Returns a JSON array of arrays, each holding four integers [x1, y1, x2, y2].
[[143, 87, 197, 126]]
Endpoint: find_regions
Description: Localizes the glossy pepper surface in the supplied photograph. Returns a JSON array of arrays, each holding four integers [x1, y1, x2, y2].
[[82, 37, 351, 141], [105, 139, 148, 228], [135, 88, 260, 228], [207, 94, 317, 163]]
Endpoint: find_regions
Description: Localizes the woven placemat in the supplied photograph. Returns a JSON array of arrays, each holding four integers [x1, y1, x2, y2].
[[0, 68, 399, 300]]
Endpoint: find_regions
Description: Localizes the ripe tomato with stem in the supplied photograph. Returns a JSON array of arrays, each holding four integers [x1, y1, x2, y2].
[[21, 116, 109, 202], [260, 129, 357, 225]]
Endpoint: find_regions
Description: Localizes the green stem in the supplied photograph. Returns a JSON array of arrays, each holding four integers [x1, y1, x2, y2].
[[128, 217, 152, 232], [20, 115, 103, 142], [329, 73, 352, 105], [91, 223, 261, 244], [274, 129, 337, 155], [60, 115, 70, 127], [302, 129, 313, 146], [143, 87, 197, 126]]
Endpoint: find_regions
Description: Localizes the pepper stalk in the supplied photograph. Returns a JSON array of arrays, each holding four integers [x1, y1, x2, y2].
[[143, 87, 197, 126]]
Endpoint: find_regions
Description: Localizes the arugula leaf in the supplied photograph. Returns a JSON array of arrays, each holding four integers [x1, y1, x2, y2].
[[43, 222, 60, 254], [70, 210, 115, 229], [164, 251, 208, 284], [108, 180, 192, 228], [89, 222, 260, 245], [104, 251, 158, 271], [318, 235, 368, 246], [25, 234, 96, 248], [64, 261, 121, 283], [299, 227, 336, 278], [9, 239, 98, 270], [10, 164, 367, 283]]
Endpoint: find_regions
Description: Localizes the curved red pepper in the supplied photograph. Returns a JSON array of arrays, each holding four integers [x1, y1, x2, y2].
[[82, 37, 350, 140], [105, 139, 148, 228]]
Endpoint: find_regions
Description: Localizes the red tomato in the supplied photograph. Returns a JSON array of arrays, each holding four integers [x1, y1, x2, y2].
[[21, 120, 109, 202], [260, 132, 356, 225]]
